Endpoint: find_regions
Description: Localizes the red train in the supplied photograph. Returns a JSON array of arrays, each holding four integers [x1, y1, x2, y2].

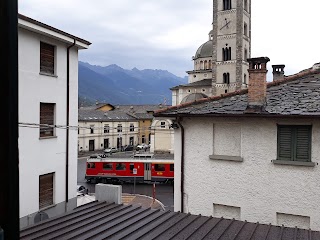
[[85, 154, 174, 184]]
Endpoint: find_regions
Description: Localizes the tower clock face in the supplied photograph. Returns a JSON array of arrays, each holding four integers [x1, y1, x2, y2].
[[219, 18, 232, 33]]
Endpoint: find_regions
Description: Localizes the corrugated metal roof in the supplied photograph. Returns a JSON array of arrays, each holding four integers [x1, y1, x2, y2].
[[20, 201, 320, 240]]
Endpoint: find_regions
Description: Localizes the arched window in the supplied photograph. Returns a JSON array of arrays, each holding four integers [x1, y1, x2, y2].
[[204, 60, 208, 69], [244, 22, 248, 36], [222, 47, 231, 61], [223, 0, 232, 10], [223, 73, 230, 84], [244, 74, 247, 84], [244, 0, 248, 12], [200, 61, 204, 70], [209, 60, 212, 69]]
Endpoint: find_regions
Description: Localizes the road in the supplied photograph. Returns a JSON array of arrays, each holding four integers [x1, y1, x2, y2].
[[77, 155, 174, 211]]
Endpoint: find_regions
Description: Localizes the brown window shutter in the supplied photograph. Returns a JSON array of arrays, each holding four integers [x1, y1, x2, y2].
[[39, 173, 54, 209], [40, 42, 55, 74], [40, 103, 55, 137]]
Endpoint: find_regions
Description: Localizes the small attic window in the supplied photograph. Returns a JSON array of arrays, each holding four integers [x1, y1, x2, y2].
[[187, 89, 191, 93]]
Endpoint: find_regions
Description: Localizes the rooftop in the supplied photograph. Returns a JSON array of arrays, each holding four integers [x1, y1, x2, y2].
[[20, 201, 320, 240], [155, 68, 320, 118]]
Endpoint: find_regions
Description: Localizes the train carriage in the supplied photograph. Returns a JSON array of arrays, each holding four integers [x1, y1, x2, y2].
[[85, 155, 174, 184]]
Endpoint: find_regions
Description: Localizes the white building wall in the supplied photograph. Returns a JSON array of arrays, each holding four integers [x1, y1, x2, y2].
[[174, 117, 320, 230], [78, 121, 139, 151], [18, 27, 83, 223]]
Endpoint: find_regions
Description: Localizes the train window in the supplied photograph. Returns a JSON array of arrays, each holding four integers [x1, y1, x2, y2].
[[87, 163, 95, 169], [103, 163, 113, 170], [170, 164, 174, 172], [155, 164, 165, 172], [116, 163, 126, 171], [130, 163, 134, 173]]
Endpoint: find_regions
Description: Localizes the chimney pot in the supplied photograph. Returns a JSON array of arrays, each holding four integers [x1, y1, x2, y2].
[[272, 64, 285, 81], [247, 57, 270, 107]]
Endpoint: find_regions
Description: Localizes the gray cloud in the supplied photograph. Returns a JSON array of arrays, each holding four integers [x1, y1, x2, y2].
[[19, 0, 319, 77]]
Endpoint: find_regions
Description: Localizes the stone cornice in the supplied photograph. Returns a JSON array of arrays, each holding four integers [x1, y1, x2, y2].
[[216, 60, 237, 66], [217, 34, 236, 40], [217, 9, 237, 15]]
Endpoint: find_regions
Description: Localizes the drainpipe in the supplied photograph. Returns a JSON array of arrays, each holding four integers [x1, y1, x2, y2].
[[176, 117, 185, 213], [66, 39, 76, 203]]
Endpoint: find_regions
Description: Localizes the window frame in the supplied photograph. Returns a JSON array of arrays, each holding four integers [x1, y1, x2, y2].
[[277, 125, 312, 162], [40, 102, 55, 138], [130, 123, 135, 132], [104, 124, 110, 133], [39, 173, 54, 209], [40, 41, 55, 75]]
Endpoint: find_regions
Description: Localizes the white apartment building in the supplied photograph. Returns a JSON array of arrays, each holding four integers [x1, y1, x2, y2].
[[155, 59, 320, 230], [18, 14, 90, 228]]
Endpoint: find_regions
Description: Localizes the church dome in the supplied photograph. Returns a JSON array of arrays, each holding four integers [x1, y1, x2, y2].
[[180, 93, 208, 104], [193, 40, 212, 60]]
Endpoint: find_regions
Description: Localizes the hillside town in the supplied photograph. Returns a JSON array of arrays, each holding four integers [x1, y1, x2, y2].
[[2, 0, 320, 239]]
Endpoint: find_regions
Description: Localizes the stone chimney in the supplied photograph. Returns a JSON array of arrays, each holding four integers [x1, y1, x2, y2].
[[272, 64, 285, 81], [247, 57, 270, 107]]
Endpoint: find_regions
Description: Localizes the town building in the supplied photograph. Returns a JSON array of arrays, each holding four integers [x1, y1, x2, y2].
[[154, 59, 320, 230], [171, 0, 251, 105], [78, 103, 171, 152], [18, 14, 90, 228]]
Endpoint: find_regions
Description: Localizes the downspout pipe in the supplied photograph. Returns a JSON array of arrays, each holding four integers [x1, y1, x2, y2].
[[176, 117, 185, 213], [66, 39, 76, 203]]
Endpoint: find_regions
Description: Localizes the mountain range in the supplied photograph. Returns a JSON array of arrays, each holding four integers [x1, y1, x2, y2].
[[78, 61, 188, 106]]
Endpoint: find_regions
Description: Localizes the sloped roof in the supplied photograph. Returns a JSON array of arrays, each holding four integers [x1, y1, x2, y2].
[[155, 69, 320, 117], [79, 104, 167, 122], [170, 79, 212, 90], [20, 201, 320, 240]]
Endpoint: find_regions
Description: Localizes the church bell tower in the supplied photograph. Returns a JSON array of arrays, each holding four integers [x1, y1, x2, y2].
[[212, 0, 251, 95]]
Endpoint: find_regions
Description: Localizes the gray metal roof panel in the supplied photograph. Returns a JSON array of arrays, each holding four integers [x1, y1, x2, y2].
[[20, 201, 320, 240]]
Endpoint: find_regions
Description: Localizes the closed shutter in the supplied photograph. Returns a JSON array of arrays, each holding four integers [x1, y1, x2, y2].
[[39, 173, 54, 209], [40, 42, 55, 74], [40, 103, 54, 137], [295, 126, 311, 162], [277, 126, 293, 160]]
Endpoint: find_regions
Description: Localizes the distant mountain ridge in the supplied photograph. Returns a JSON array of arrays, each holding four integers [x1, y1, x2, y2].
[[78, 61, 188, 106]]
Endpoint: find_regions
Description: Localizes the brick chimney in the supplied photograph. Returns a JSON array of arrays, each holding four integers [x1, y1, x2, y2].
[[247, 57, 270, 107], [272, 64, 285, 81]]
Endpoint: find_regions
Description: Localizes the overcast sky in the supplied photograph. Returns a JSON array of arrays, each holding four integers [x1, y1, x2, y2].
[[19, 0, 319, 79]]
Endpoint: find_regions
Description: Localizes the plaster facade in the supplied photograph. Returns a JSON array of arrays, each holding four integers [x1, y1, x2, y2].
[[18, 15, 90, 228], [78, 120, 139, 151], [174, 117, 320, 230], [150, 119, 174, 154]]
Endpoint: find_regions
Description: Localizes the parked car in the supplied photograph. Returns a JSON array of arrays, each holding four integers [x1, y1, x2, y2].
[[123, 145, 134, 151], [104, 147, 118, 153], [136, 143, 150, 150]]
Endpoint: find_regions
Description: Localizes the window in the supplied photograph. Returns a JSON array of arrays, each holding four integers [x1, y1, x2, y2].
[[155, 164, 165, 172], [223, 0, 232, 10], [244, 74, 247, 84], [130, 123, 134, 132], [277, 125, 312, 162], [40, 103, 55, 137], [160, 122, 166, 128], [90, 125, 94, 134], [222, 47, 231, 61], [87, 163, 96, 169], [40, 42, 55, 75], [39, 173, 54, 209], [104, 124, 109, 133], [130, 163, 134, 173], [223, 73, 230, 84], [116, 163, 126, 171], [244, 23, 248, 36], [244, 48, 248, 61], [103, 163, 113, 170], [170, 164, 174, 172], [117, 124, 122, 132], [244, 0, 248, 12]]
